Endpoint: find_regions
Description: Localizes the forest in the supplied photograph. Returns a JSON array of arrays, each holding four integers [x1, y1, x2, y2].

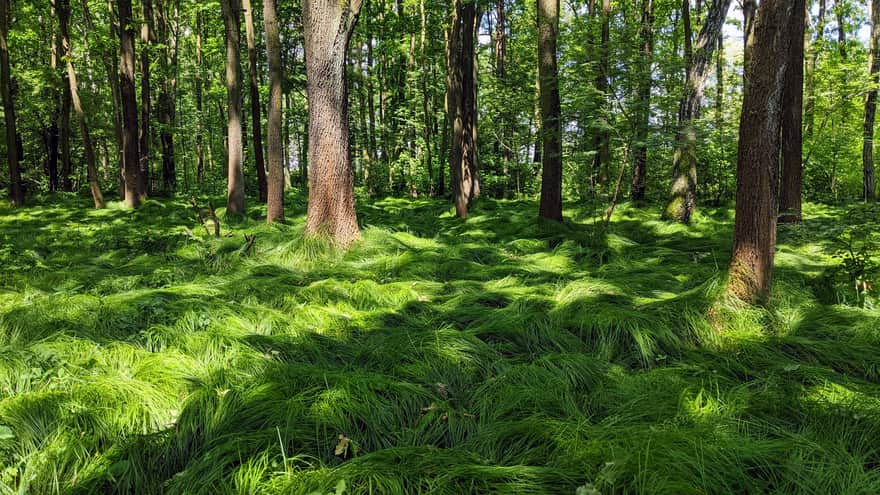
[[1, 0, 880, 492]]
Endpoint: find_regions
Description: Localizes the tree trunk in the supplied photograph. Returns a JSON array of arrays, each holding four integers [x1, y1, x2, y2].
[[98, 0, 124, 197], [302, 0, 363, 246], [0, 0, 22, 206], [157, 0, 178, 192], [265, 0, 285, 223], [222, 0, 246, 215], [779, 0, 806, 223], [663, 0, 732, 224], [728, 0, 795, 305], [804, 0, 824, 139], [118, 0, 140, 208], [59, 0, 104, 208], [592, 0, 611, 187], [538, 0, 562, 221], [195, 11, 204, 184], [139, 0, 153, 198], [56, 0, 73, 192], [244, 0, 268, 202], [631, 0, 653, 202], [447, 0, 480, 218], [420, 0, 434, 196], [835, 0, 846, 58], [742, 0, 756, 74], [863, 0, 879, 201]]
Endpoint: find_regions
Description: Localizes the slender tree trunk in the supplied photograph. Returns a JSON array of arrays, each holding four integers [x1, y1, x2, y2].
[[302, 0, 363, 245], [59, 0, 104, 208], [779, 0, 806, 222], [835, 0, 846, 57], [728, 0, 795, 305], [244, 0, 268, 202], [0, 0, 21, 206], [592, 0, 611, 186], [99, 0, 124, 197], [804, 0, 824, 138], [139, 0, 153, 197], [538, 0, 562, 221], [447, 0, 480, 218], [864, 0, 880, 201], [56, 0, 73, 192], [663, 0, 732, 223], [157, 0, 177, 192], [420, 0, 434, 196], [222, 0, 246, 215], [265, 0, 285, 222], [118, 0, 140, 208], [195, 11, 204, 184], [631, 0, 654, 202]]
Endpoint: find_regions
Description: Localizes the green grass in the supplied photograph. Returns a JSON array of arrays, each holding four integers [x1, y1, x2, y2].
[[1, 192, 879, 494]]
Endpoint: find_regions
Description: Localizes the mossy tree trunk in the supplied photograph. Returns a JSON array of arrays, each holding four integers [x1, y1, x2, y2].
[[663, 0, 732, 224], [728, 0, 795, 305]]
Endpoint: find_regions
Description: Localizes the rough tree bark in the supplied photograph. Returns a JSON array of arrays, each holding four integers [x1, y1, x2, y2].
[[118, 0, 140, 208], [538, 0, 562, 221], [447, 0, 480, 218], [59, 0, 104, 208], [779, 0, 806, 222], [631, 0, 654, 202], [265, 0, 285, 223], [244, 0, 268, 202], [728, 0, 795, 305], [0, 0, 22, 206], [663, 0, 732, 224], [221, 0, 246, 215], [863, 0, 879, 201], [302, 0, 363, 245], [138, 0, 153, 197], [54, 0, 73, 192]]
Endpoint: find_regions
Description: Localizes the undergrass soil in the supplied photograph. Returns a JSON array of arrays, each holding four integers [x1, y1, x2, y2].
[[1, 193, 879, 494]]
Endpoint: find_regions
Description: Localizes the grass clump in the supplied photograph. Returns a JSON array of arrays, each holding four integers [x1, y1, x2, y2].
[[1, 196, 879, 493]]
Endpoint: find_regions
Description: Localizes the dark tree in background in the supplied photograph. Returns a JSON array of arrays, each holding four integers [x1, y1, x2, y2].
[[118, 0, 141, 209], [244, 0, 267, 203], [0, 0, 21, 207], [538, 0, 562, 221], [863, 0, 879, 201], [778, 0, 806, 223]]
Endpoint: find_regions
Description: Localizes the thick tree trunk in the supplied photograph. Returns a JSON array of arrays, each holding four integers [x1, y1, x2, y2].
[[863, 0, 879, 201], [0, 0, 22, 206], [728, 0, 795, 305], [139, 0, 153, 198], [59, 0, 104, 208], [265, 0, 285, 223], [222, 0, 246, 215], [244, 0, 268, 202], [118, 0, 140, 208], [663, 0, 732, 224], [302, 0, 363, 245], [538, 0, 562, 221], [447, 0, 480, 218], [779, 0, 806, 223], [631, 0, 653, 202]]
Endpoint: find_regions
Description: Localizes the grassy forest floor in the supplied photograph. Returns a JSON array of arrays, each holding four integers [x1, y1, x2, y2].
[[1, 193, 879, 494]]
